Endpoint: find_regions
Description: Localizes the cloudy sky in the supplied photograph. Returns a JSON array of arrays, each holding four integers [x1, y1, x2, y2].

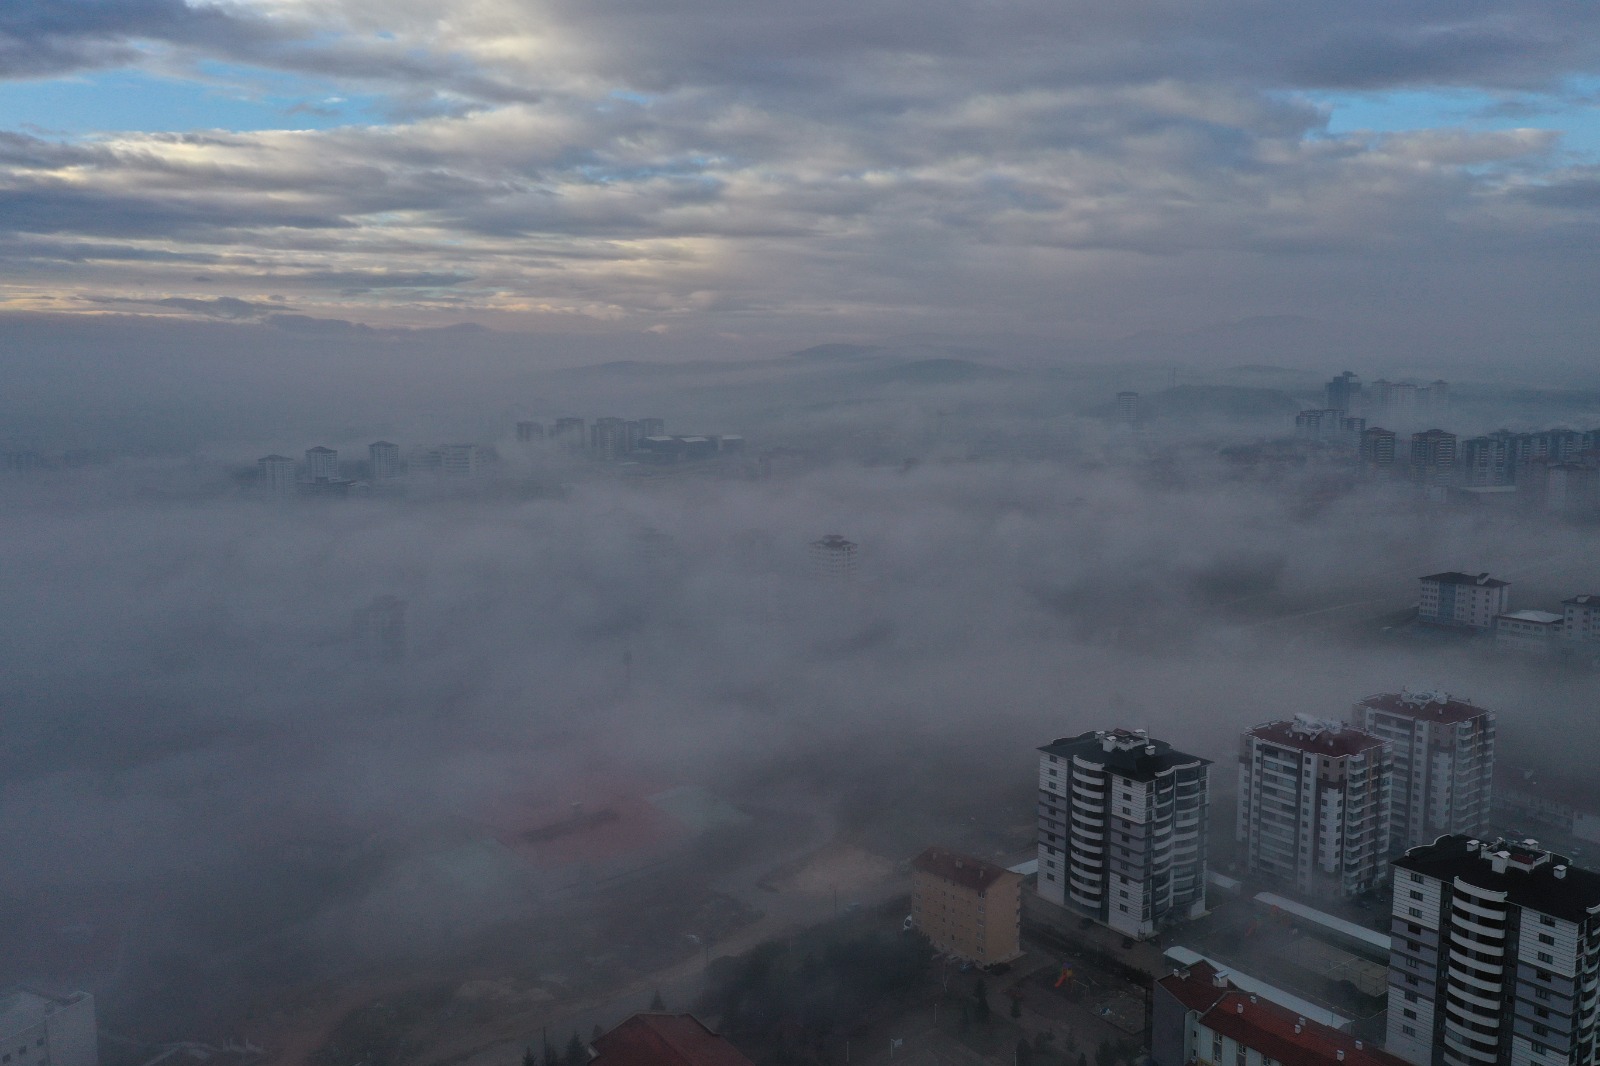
[[3, 0, 1600, 348]]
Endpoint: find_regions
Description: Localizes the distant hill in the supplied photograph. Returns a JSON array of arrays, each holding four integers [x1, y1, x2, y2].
[[1143, 385, 1302, 419], [786, 343, 886, 362], [855, 358, 1013, 385]]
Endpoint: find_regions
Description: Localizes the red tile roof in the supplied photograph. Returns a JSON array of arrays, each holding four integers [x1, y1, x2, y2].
[[590, 1014, 754, 1066], [1356, 691, 1488, 725], [911, 846, 1014, 893], [1246, 720, 1386, 758], [1200, 991, 1407, 1066]]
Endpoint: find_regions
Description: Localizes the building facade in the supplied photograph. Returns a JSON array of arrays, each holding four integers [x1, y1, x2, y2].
[[1418, 572, 1511, 630], [1563, 595, 1600, 649], [368, 441, 401, 479], [808, 534, 858, 582], [1155, 961, 1407, 1066], [305, 446, 339, 480], [1236, 717, 1392, 900], [1385, 836, 1600, 1066], [909, 846, 1022, 966], [257, 454, 296, 496], [1361, 428, 1398, 470], [1495, 610, 1564, 656], [1037, 729, 1209, 939], [0, 990, 97, 1066], [1353, 690, 1495, 855]]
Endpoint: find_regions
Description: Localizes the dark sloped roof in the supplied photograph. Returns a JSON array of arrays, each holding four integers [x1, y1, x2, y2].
[[590, 1013, 754, 1066], [1038, 729, 1208, 782], [1355, 691, 1488, 725], [1421, 571, 1508, 588], [1246, 720, 1386, 758], [911, 846, 1014, 893]]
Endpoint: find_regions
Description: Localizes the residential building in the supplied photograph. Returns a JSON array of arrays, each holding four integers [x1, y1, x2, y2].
[[1361, 428, 1398, 470], [1410, 430, 1457, 482], [1385, 836, 1600, 1066], [1494, 610, 1564, 656], [257, 454, 296, 496], [552, 418, 586, 451], [589, 1013, 753, 1066], [1154, 961, 1406, 1066], [0, 989, 98, 1066], [1417, 572, 1510, 630], [1116, 391, 1140, 423], [352, 595, 406, 661], [808, 534, 858, 582], [1326, 371, 1362, 414], [910, 846, 1022, 966], [305, 446, 338, 480], [1341, 415, 1367, 438], [637, 417, 666, 438], [1297, 409, 1346, 438], [1036, 728, 1209, 939], [1352, 690, 1495, 853], [1562, 595, 1600, 648], [1543, 462, 1597, 514], [368, 441, 401, 480], [1236, 716, 1392, 900], [515, 421, 544, 442], [1495, 767, 1600, 848], [438, 443, 484, 478], [591, 417, 630, 459], [1460, 436, 1511, 487]]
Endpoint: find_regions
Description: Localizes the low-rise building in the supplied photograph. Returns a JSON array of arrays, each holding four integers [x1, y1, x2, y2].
[[1153, 961, 1406, 1066], [910, 846, 1022, 966], [1494, 610, 1564, 655], [0, 989, 97, 1066], [1417, 572, 1510, 630], [589, 1013, 753, 1066], [1563, 595, 1600, 648]]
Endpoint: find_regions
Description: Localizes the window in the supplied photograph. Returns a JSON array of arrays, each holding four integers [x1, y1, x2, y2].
[[1409, 890, 1424, 901], [1401, 1025, 1416, 1037], [1410, 872, 1423, 883], [1539, 934, 1555, 945], [1538, 952, 1554, 964], [1403, 1009, 1417, 1019], [1535, 988, 1550, 1001], [1409, 907, 1423, 918]]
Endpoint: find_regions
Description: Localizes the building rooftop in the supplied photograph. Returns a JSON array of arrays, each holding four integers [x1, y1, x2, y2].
[[1498, 610, 1563, 624], [0, 990, 86, 1039], [307, 446, 336, 453], [911, 846, 1015, 894], [1158, 958, 1353, 1036], [1393, 835, 1600, 923], [1246, 717, 1386, 758], [1355, 690, 1488, 725], [1421, 571, 1509, 588], [1564, 595, 1600, 607], [259, 454, 292, 462], [590, 1013, 753, 1066], [1039, 729, 1208, 782], [1202, 987, 1406, 1066]]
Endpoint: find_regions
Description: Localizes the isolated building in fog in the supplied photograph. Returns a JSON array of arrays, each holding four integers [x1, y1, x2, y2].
[[1353, 689, 1494, 853]]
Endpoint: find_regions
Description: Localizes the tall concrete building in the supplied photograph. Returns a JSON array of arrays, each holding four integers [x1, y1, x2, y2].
[[552, 418, 586, 451], [1385, 836, 1600, 1066], [1115, 391, 1141, 423], [515, 421, 544, 442], [590, 416, 630, 458], [1037, 728, 1209, 939], [910, 846, 1022, 966], [257, 454, 296, 496], [1410, 430, 1458, 482], [1460, 436, 1511, 487], [1418, 572, 1510, 630], [1326, 370, 1363, 414], [1361, 428, 1398, 470], [305, 446, 339, 480], [438, 443, 484, 478], [808, 534, 858, 582], [368, 441, 401, 480], [0, 989, 98, 1066], [637, 417, 666, 438], [1236, 716, 1392, 900], [1353, 689, 1495, 854]]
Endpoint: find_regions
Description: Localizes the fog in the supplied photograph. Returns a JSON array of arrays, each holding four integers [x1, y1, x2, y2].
[[2, 329, 1597, 1055]]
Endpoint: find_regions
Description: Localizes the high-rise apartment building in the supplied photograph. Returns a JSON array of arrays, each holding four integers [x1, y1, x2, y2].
[[305, 446, 339, 480], [1037, 729, 1209, 939], [438, 443, 484, 478], [1410, 430, 1457, 481], [368, 441, 401, 480], [1353, 690, 1494, 854], [808, 534, 858, 582], [1361, 428, 1398, 470], [257, 454, 296, 496], [637, 417, 666, 438], [909, 846, 1023, 966], [591, 417, 630, 459], [1326, 371, 1362, 414], [1418, 572, 1510, 630], [1385, 836, 1600, 1066], [1115, 391, 1141, 423], [515, 421, 544, 442], [552, 418, 586, 451], [1236, 716, 1392, 900], [1460, 436, 1511, 487]]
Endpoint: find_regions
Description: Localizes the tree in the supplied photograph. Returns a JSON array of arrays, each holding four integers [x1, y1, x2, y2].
[[1095, 1040, 1117, 1066], [1014, 1040, 1033, 1066], [521, 1047, 536, 1066], [649, 990, 666, 1011], [1077, 1054, 1088, 1066], [565, 1033, 585, 1065], [972, 978, 990, 1024]]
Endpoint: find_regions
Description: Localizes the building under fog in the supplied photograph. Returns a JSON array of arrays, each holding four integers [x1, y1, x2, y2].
[[1116, 391, 1141, 423], [257, 454, 296, 496], [1236, 716, 1391, 900], [368, 440, 401, 479], [1385, 836, 1600, 1066], [808, 534, 858, 582], [352, 595, 407, 661], [1352, 689, 1494, 854], [910, 846, 1022, 966], [0, 989, 97, 1066], [305, 446, 338, 480], [1037, 728, 1209, 939], [1417, 572, 1510, 631]]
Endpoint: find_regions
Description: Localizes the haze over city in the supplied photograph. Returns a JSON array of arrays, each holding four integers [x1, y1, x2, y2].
[[4, 3, 1600, 1066]]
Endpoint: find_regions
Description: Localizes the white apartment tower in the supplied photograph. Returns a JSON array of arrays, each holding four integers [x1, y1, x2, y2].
[[1418, 572, 1511, 631], [305, 446, 338, 480], [368, 441, 401, 479], [808, 534, 858, 582], [1385, 836, 1600, 1066], [1237, 716, 1392, 900], [0, 989, 98, 1066], [438, 443, 484, 478], [1563, 595, 1600, 649], [1037, 729, 1209, 939], [1353, 689, 1494, 855]]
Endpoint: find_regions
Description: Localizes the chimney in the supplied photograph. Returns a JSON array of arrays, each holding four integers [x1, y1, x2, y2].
[[1337, 1053, 1345, 1062], [1355, 1041, 1364, 1050], [1212, 972, 1229, 988], [1236, 1003, 1244, 1014], [1556, 865, 1568, 879]]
